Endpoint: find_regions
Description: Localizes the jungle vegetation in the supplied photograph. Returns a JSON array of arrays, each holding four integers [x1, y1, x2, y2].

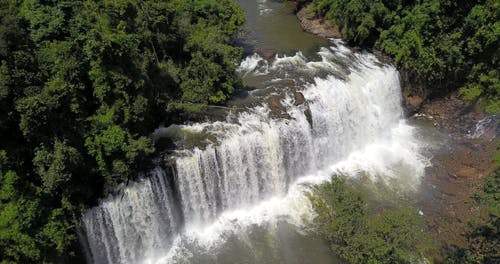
[[309, 177, 432, 263], [0, 0, 244, 262]]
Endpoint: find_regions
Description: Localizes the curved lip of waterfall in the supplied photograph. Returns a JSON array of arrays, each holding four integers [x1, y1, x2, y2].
[[152, 39, 384, 151], [146, 119, 429, 264]]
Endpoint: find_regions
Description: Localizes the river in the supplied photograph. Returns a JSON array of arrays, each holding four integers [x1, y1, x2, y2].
[[80, 1, 437, 263]]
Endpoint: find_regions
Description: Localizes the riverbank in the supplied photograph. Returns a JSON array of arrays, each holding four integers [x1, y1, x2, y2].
[[295, 3, 498, 261], [416, 94, 497, 260]]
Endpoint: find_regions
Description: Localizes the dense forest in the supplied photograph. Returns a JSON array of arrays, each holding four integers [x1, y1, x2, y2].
[[0, 0, 244, 262], [296, 0, 499, 112], [309, 177, 431, 263]]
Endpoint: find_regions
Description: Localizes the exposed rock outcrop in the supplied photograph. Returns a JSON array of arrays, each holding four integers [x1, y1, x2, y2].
[[163, 155, 176, 168], [296, 5, 341, 38], [399, 69, 429, 115], [266, 81, 313, 127]]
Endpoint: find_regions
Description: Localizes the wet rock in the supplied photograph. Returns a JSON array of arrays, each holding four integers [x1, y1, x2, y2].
[[404, 94, 424, 114], [285, 81, 306, 106], [255, 48, 277, 62], [455, 166, 479, 179], [418, 92, 486, 134], [267, 95, 291, 119], [163, 156, 176, 168], [479, 123, 498, 141], [304, 108, 313, 128], [468, 115, 499, 141], [297, 5, 341, 38], [373, 50, 393, 65], [400, 69, 429, 116], [293, 90, 305, 106]]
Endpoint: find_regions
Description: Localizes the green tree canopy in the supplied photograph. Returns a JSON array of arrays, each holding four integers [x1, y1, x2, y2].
[[0, 0, 244, 262], [309, 177, 431, 263]]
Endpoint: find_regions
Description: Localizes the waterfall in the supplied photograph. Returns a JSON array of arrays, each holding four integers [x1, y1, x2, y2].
[[82, 167, 182, 263], [82, 41, 428, 264]]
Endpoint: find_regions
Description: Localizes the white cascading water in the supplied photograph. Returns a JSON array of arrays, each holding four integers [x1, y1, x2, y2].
[[82, 40, 429, 264]]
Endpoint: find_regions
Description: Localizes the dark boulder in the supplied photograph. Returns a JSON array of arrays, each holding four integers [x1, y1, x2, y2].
[[304, 108, 313, 128]]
